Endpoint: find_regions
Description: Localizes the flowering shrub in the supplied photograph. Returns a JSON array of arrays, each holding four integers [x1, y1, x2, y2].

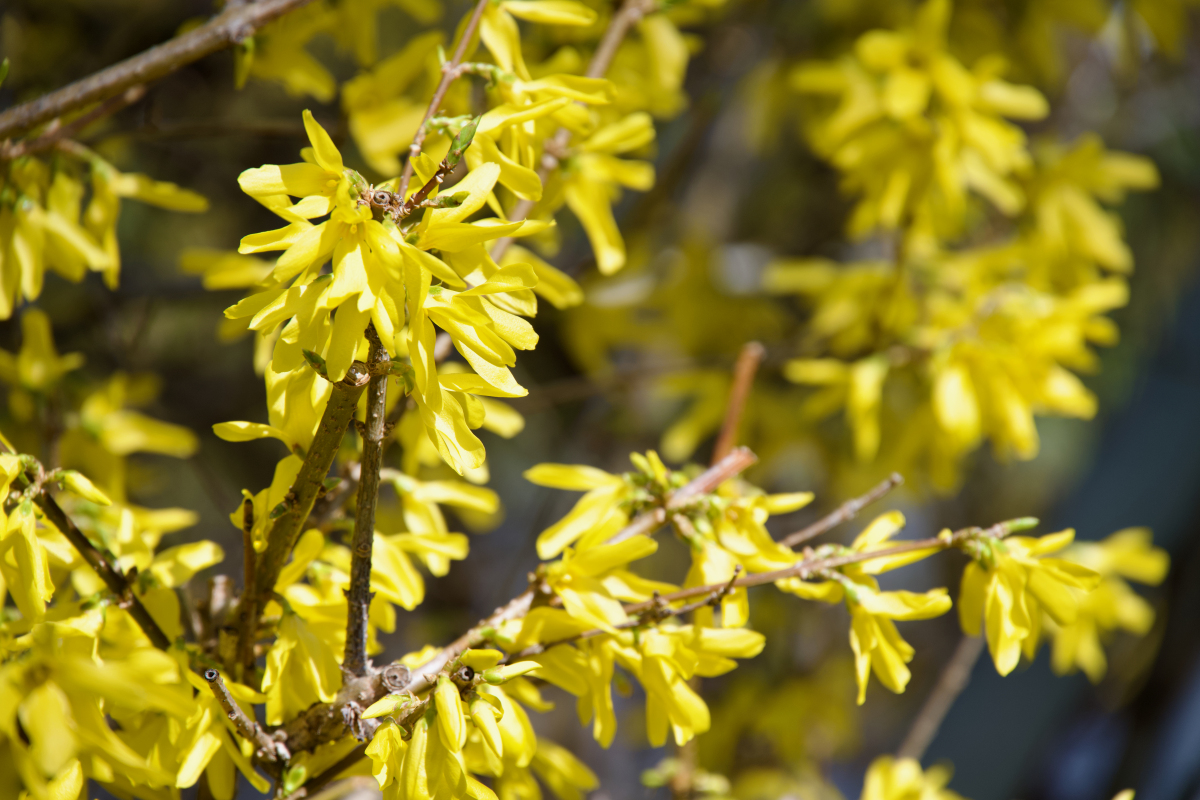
[[0, 0, 1181, 799]]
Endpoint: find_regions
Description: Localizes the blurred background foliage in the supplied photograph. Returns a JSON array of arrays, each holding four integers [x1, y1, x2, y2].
[[3, 0, 1200, 799]]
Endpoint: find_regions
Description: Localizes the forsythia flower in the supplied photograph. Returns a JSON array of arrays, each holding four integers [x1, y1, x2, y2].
[[263, 609, 343, 725], [860, 756, 964, 800], [791, 0, 1049, 244], [610, 624, 765, 746], [959, 528, 1100, 675], [0, 145, 206, 319], [523, 461, 636, 558], [779, 512, 950, 703], [1047, 528, 1169, 682]]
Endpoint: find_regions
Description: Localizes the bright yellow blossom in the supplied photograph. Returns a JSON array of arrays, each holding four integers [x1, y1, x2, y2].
[[959, 528, 1100, 675]]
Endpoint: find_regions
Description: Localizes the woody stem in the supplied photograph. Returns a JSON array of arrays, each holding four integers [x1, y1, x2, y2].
[[344, 326, 390, 677]]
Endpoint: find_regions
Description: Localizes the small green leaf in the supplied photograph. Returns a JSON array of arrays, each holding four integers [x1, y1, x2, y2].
[[444, 117, 480, 168], [302, 349, 329, 379], [0, 59, 9, 89]]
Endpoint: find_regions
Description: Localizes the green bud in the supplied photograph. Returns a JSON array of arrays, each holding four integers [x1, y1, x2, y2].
[[444, 117, 480, 168], [302, 349, 329, 379], [282, 765, 307, 794], [1002, 517, 1039, 534], [0, 59, 9, 88], [481, 661, 540, 685], [429, 191, 471, 209]]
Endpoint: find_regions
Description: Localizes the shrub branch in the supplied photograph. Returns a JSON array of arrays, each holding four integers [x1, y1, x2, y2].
[[343, 327, 390, 677], [0, 0, 318, 140], [254, 362, 371, 608]]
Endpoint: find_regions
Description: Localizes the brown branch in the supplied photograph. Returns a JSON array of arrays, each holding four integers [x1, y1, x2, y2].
[[203, 668, 287, 761], [588, 0, 658, 79], [711, 342, 765, 465], [779, 472, 904, 549], [0, 85, 146, 160], [896, 634, 986, 761], [608, 446, 757, 544], [254, 362, 371, 608], [396, 0, 489, 200], [344, 327, 389, 677], [235, 498, 259, 685], [489, 0, 659, 263], [0, 0, 318, 140], [33, 489, 172, 651]]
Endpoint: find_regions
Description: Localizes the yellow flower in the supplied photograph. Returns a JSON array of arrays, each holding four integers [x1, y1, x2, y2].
[[847, 583, 952, 704], [480, 0, 598, 82], [523, 461, 633, 558], [58, 372, 197, 501], [792, 0, 1048, 244], [540, 536, 659, 632], [959, 528, 1100, 675], [860, 756, 964, 800], [1047, 528, 1168, 682], [609, 624, 764, 747], [0, 309, 82, 401], [262, 609, 343, 724], [776, 512, 950, 702], [245, 4, 338, 102]]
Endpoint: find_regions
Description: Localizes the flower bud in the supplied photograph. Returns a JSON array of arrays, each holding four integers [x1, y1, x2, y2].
[[481, 661, 540, 685]]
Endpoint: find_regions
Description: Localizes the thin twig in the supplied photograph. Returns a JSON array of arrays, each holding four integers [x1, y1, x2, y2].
[[203, 668, 287, 761], [489, 0, 659, 262], [0, 0, 318, 139], [0, 86, 146, 160], [235, 498, 259, 685], [896, 635, 986, 761], [32, 489, 172, 650], [711, 342, 765, 466], [608, 446, 758, 544], [396, 0, 489, 200], [344, 327, 389, 677], [626, 520, 1022, 611], [254, 362, 371, 609], [779, 473, 904, 549]]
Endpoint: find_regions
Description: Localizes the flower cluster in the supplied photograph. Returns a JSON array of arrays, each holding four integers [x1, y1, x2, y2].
[[0, 144, 206, 320]]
